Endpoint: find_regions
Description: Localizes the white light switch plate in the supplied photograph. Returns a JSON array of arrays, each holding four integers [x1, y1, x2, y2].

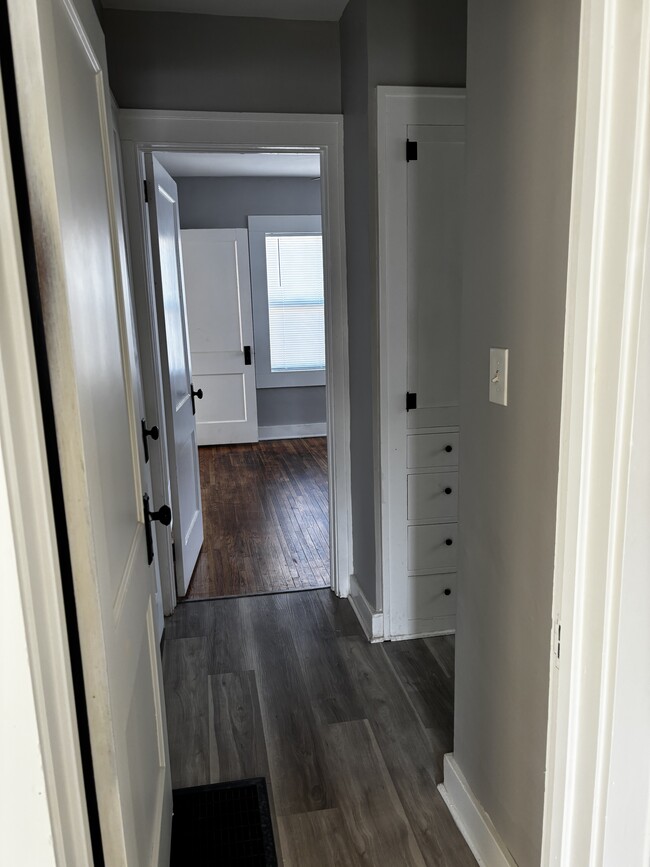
[[489, 348, 509, 406]]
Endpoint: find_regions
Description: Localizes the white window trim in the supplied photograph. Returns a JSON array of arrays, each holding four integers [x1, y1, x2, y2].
[[249, 215, 326, 388]]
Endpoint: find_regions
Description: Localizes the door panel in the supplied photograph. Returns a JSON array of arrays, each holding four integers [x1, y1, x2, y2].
[[407, 124, 465, 430], [181, 228, 259, 445], [145, 155, 204, 595], [8, 0, 172, 862]]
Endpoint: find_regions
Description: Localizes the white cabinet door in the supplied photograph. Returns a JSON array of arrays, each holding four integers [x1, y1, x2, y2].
[[379, 88, 465, 640], [145, 155, 204, 596], [9, 0, 172, 862], [181, 229, 259, 445]]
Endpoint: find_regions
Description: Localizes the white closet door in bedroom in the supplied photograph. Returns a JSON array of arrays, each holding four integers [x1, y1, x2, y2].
[[181, 228, 259, 445]]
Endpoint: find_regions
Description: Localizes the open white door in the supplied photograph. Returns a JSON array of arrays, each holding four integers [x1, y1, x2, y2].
[[181, 228, 259, 445], [8, 0, 172, 862], [145, 155, 204, 596]]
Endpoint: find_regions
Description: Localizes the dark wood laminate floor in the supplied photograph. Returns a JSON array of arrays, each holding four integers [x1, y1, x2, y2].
[[185, 438, 330, 600], [163, 590, 476, 866]]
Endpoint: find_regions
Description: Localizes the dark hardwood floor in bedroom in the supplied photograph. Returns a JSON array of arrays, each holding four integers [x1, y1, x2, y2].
[[185, 437, 329, 601], [162, 589, 475, 867]]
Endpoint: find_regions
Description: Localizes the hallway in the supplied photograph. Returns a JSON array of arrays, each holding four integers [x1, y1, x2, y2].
[[162, 589, 475, 865]]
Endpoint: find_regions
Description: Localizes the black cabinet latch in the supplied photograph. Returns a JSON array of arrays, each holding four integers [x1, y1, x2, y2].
[[406, 392, 417, 411], [244, 345, 252, 365]]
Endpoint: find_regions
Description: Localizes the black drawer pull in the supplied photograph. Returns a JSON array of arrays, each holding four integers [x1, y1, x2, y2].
[[445, 538, 453, 546], [444, 487, 453, 495], [445, 444, 453, 453], [444, 588, 452, 596]]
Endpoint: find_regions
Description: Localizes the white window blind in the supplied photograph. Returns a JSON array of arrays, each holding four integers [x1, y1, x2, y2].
[[264, 233, 325, 373]]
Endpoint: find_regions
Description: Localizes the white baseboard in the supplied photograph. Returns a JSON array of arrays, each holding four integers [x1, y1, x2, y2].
[[438, 755, 518, 867], [348, 574, 384, 642], [258, 423, 327, 441]]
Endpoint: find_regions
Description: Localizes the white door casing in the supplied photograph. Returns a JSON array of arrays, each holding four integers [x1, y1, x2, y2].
[[181, 228, 259, 445], [119, 112, 352, 598], [8, 0, 172, 863], [542, 0, 650, 861], [378, 87, 466, 640], [145, 155, 204, 596]]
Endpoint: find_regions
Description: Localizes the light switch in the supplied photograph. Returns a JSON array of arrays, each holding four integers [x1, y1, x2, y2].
[[489, 348, 509, 406]]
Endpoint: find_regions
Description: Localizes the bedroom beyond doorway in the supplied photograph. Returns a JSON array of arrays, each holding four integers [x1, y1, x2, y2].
[[187, 437, 330, 600]]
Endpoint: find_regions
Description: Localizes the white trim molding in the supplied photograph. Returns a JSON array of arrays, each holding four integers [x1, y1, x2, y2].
[[348, 574, 384, 642], [119, 110, 353, 601], [542, 0, 650, 862], [439, 755, 517, 867], [258, 423, 327, 440], [248, 214, 326, 389]]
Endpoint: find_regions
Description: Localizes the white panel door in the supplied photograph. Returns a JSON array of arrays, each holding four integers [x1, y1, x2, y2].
[[145, 155, 204, 596], [181, 228, 259, 445], [8, 0, 172, 863]]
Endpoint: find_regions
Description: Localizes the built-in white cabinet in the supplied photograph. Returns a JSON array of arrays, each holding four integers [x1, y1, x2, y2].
[[379, 87, 466, 639]]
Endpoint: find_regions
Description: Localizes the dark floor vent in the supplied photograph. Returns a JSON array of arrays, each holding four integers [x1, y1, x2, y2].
[[170, 778, 278, 866]]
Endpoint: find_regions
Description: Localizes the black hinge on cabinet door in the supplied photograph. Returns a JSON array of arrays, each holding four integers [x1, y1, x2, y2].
[[406, 391, 417, 411], [244, 345, 252, 365], [143, 179, 149, 203], [406, 139, 418, 161]]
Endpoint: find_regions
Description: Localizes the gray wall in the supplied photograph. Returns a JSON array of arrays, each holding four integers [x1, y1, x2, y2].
[[454, 1, 581, 865], [340, 0, 375, 606], [340, 0, 467, 607], [176, 176, 322, 230], [103, 10, 341, 114], [176, 175, 326, 430]]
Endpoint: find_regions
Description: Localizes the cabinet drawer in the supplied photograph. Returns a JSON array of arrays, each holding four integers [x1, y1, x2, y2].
[[408, 523, 458, 573], [408, 471, 458, 520], [406, 573, 457, 621], [408, 432, 459, 468]]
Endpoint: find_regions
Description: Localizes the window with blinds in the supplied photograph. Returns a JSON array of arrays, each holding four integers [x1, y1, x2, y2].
[[264, 233, 325, 373]]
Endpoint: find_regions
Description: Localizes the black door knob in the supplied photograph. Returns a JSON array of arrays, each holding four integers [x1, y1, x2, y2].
[[190, 383, 203, 415], [141, 418, 159, 463], [149, 504, 172, 526], [444, 588, 452, 596], [444, 487, 453, 495], [445, 445, 453, 453], [143, 493, 172, 565], [445, 538, 453, 546]]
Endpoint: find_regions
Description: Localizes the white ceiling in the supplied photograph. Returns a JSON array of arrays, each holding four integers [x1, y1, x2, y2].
[[154, 151, 321, 179], [102, 0, 349, 21]]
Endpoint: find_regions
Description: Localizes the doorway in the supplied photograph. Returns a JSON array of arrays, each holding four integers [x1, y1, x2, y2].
[[153, 148, 331, 600], [118, 110, 352, 616]]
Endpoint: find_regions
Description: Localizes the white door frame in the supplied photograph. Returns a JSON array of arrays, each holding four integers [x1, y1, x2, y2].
[[542, 0, 650, 861], [119, 110, 353, 602], [377, 87, 466, 640]]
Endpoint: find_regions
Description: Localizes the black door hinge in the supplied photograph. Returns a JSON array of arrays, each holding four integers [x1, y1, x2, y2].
[[406, 139, 418, 162], [406, 392, 417, 411], [143, 179, 149, 203]]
